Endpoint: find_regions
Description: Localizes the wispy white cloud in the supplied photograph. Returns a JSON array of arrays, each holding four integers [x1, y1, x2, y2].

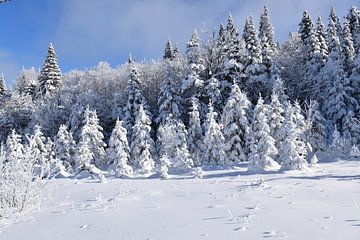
[[54, 0, 357, 67]]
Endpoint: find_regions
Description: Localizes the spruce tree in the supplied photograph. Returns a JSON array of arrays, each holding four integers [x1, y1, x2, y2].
[[268, 93, 285, 154], [157, 115, 193, 170], [326, 66, 358, 130], [163, 38, 175, 61], [5, 130, 23, 165], [188, 97, 203, 166], [123, 55, 149, 141], [182, 30, 204, 97], [130, 105, 155, 174], [342, 110, 360, 146], [248, 96, 279, 172], [329, 6, 342, 37], [259, 5, 277, 73], [30, 125, 51, 178], [0, 73, 6, 96], [157, 67, 182, 125], [107, 119, 133, 177], [222, 84, 251, 163], [79, 106, 107, 167], [15, 67, 38, 97], [202, 101, 226, 165], [305, 100, 326, 153], [341, 18, 356, 76], [346, 5, 360, 51], [36, 43, 62, 98], [54, 125, 76, 169], [243, 17, 267, 102], [279, 106, 308, 170]]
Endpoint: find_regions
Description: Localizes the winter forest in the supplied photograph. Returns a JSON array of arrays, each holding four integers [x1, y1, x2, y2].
[[1, 3, 360, 227]]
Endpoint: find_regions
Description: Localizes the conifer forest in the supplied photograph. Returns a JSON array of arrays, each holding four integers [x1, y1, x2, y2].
[[1, 3, 360, 240]]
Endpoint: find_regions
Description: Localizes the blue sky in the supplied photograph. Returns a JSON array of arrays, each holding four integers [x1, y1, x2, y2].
[[0, 0, 358, 87]]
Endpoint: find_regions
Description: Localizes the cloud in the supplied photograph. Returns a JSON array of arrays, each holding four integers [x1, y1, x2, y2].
[[54, 0, 357, 68]]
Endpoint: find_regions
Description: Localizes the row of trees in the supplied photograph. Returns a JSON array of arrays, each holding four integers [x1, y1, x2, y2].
[[1, 5, 360, 179]]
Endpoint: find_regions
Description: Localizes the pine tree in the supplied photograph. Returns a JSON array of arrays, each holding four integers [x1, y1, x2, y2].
[[107, 119, 133, 177], [75, 135, 94, 173], [79, 106, 107, 167], [54, 125, 76, 169], [29, 125, 52, 178], [279, 106, 308, 170], [205, 76, 222, 114], [130, 105, 155, 174], [326, 66, 358, 130], [123, 55, 149, 140], [243, 17, 267, 102], [315, 16, 329, 64], [188, 97, 203, 166], [0, 73, 6, 96], [36, 43, 62, 98], [342, 110, 360, 146], [202, 101, 226, 165], [222, 84, 251, 163], [158, 154, 171, 179], [182, 30, 204, 97], [157, 66, 182, 125], [5, 130, 23, 165], [259, 5, 277, 73], [15, 67, 38, 97], [341, 18, 356, 76], [248, 96, 279, 172], [329, 126, 344, 155], [305, 100, 326, 153], [329, 7, 342, 38], [163, 38, 175, 61], [157, 115, 193, 170], [268, 93, 285, 154], [271, 68, 289, 105], [346, 5, 360, 51]]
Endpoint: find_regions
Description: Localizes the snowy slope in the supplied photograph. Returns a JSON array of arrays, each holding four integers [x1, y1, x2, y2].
[[1, 160, 360, 240]]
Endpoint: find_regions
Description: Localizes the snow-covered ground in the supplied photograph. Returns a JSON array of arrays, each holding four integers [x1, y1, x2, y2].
[[1, 159, 360, 240]]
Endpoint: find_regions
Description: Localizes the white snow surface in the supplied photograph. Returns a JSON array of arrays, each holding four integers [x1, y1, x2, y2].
[[1, 159, 360, 240]]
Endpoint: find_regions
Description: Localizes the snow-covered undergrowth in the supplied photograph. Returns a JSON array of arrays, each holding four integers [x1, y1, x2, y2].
[[1, 159, 359, 240]]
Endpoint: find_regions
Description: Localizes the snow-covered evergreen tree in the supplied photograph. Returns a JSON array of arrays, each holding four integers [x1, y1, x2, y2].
[[36, 43, 62, 98], [326, 66, 358, 130], [79, 106, 107, 167], [5, 130, 23, 165], [182, 30, 204, 97], [158, 154, 171, 179], [106, 119, 133, 177], [305, 100, 326, 153], [268, 93, 285, 153], [248, 96, 279, 172], [202, 101, 226, 165], [123, 55, 149, 141], [54, 125, 76, 169], [29, 125, 52, 178], [342, 110, 360, 146], [15, 67, 38, 97], [188, 97, 203, 166], [157, 66, 182, 124], [0, 73, 6, 96], [157, 115, 193, 170], [259, 5, 277, 73], [222, 84, 251, 163], [163, 38, 175, 61], [243, 17, 267, 102], [341, 18, 356, 76], [329, 6, 342, 38], [130, 105, 155, 174], [329, 127, 345, 155], [279, 105, 308, 171], [346, 5, 360, 51]]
